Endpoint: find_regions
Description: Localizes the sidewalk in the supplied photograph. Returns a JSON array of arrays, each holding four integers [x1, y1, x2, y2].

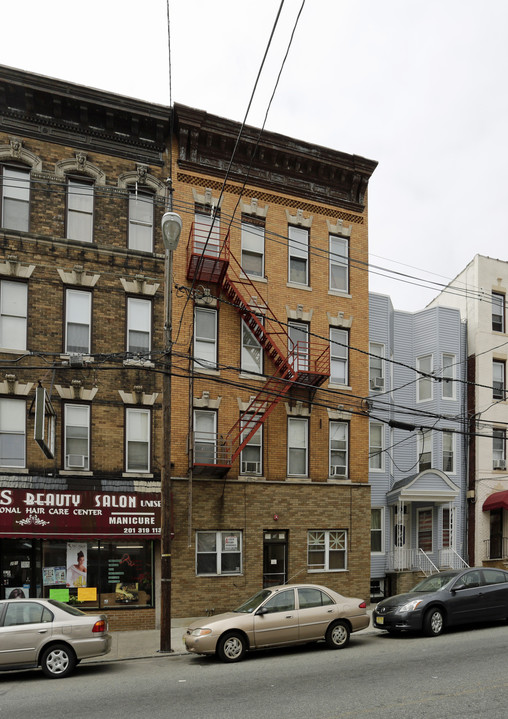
[[84, 609, 376, 664]]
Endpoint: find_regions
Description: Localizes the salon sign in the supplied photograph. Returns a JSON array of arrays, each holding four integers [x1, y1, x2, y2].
[[0, 488, 161, 539]]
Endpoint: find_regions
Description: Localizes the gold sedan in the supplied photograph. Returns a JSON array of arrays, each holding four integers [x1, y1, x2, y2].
[[184, 583, 369, 662]]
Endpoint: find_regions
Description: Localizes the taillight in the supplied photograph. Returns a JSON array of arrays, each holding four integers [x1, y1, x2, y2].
[[358, 601, 367, 609], [92, 620, 106, 633]]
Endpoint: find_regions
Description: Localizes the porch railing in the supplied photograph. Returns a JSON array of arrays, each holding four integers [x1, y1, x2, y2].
[[483, 536, 508, 560], [388, 547, 467, 574], [439, 547, 469, 569]]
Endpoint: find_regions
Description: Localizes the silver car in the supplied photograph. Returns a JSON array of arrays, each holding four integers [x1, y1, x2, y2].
[[0, 598, 112, 678], [184, 583, 369, 662]]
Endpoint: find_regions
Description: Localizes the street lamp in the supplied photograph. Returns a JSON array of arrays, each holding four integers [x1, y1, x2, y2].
[[160, 210, 182, 653]]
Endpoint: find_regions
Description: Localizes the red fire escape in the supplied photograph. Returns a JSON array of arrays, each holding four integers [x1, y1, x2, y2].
[[186, 220, 330, 476]]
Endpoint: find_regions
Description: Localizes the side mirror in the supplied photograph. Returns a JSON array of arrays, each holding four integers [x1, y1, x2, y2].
[[255, 606, 268, 616]]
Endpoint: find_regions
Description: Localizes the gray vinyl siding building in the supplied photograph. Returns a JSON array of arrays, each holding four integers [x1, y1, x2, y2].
[[369, 293, 468, 599]]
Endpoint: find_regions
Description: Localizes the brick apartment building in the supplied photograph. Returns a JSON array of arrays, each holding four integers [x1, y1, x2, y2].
[[0, 65, 377, 628]]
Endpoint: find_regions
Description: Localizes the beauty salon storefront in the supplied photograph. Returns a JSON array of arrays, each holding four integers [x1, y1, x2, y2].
[[0, 484, 161, 630]]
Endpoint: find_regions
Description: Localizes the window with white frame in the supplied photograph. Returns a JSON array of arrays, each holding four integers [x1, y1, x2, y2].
[[241, 319, 263, 375], [67, 178, 94, 242], [417, 355, 433, 402], [417, 508, 433, 552], [288, 321, 309, 371], [330, 328, 348, 385], [127, 297, 151, 355], [369, 422, 383, 471], [493, 428, 506, 469], [241, 220, 264, 277], [64, 404, 90, 470], [493, 360, 505, 400], [330, 421, 348, 477], [0, 280, 27, 350], [329, 235, 348, 292], [442, 354, 455, 399], [288, 417, 308, 476], [194, 307, 217, 370], [128, 190, 153, 252], [442, 430, 455, 473], [288, 225, 309, 285], [307, 530, 347, 571], [194, 210, 220, 257], [196, 530, 242, 575], [194, 410, 217, 465], [418, 429, 432, 471], [0, 398, 25, 467], [65, 289, 91, 355], [369, 342, 385, 391], [371, 508, 384, 553], [240, 414, 262, 475], [442, 507, 453, 549], [1, 166, 30, 231], [492, 292, 505, 333], [126, 407, 150, 473]]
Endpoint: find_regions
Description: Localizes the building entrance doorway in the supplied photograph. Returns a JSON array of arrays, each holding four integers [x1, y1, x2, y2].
[[0, 539, 37, 599], [263, 531, 288, 587]]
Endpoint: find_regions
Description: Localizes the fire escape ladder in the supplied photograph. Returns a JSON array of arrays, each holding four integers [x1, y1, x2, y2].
[[226, 372, 295, 465]]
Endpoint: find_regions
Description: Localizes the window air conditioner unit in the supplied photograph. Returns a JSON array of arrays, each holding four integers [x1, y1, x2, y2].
[[66, 454, 86, 469], [370, 377, 384, 390], [242, 461, 260, 474], [330, 465, 347, 477], [494, 459, 506, 470]]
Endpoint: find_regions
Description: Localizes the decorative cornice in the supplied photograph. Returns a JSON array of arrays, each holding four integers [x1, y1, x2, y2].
[[55, 383, 98, 401], [327, 218, 352, 237], [0, 375, 33, 396], [57, 266, 100, 287], [285, 401, 311, 417], [328, 311, 353, 329], [118, 389, 159, 406], [0, 138, 42, 171], [120, 276, 160, 296], [0, 254, 35, 278], [175, 103, 377, 212], [193, 390, 221, 409], [55, 153, 106, 185], [287, 304, 313, 322], [117, 166, 166, 197], [286, 208, 313, 228]]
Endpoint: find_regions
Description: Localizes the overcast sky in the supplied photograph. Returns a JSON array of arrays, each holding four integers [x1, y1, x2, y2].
[[2, 0, 507, 311]]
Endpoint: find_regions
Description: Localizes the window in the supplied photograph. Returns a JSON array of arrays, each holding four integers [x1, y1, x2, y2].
[[288, 225, 309, 285], [126, 408, 150, 473], [298, 586, 334, 609], [492, 292, 505, 332], [417, 508, 433, 552], [329, 235, 348, 292], [369, 343, 385, 391], [442, 430, 455, 473], [127, 297, 151, 355], [194, 410, 217, 464], [64, 404, 90, 470], [0, 280, 27, 350], [418, 430, 432, 471], [417, 355, 433, 402], [194, 210, 220, 257], [493, 360, 505, 400], [288, 321, 309, 371], [128, 191, 153, 251], [194, 307, 217, 370], [0, 398, 25, 467], [330, 328, 348, 385], [493, 428, 506, 469], [65, 289, 91, 354], [1, 166, 30, 231], [288, 417, 308, 476], [241, 220, 264, 277], [371, 508, 384, 553], [442, 507, 453, 549], [241, 319, 263, 375], [330, 421, 348, 477], [240, 414, 262, 475], [263, 589, 295, 613], [441, 354, 455, 399], [196, 530, 242, 575], [307, 530, 347, 571], [369, 422, 383, 471], [67, 178, 94, 242]]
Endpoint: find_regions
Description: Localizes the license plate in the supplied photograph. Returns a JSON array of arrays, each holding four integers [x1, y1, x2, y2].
[[376, 616, 384, 625]]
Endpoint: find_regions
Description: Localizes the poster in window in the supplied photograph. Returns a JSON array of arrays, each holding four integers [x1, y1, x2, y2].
[[66, 542, 87, 587]]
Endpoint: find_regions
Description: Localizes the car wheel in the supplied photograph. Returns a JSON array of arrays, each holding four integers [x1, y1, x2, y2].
[[423, 608, 444, 637], [40, 643, 77, 678], [325, 620, 350, 649], [216, 632, 247, 662]]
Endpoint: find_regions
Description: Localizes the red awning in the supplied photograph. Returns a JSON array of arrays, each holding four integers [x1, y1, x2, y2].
[[483, 490, 508, 511]]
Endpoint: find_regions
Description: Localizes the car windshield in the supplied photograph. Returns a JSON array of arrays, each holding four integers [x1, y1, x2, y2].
[[234, 589, 272, 613], [47, 599, 87, 616], [411, 573, 458, 592]]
